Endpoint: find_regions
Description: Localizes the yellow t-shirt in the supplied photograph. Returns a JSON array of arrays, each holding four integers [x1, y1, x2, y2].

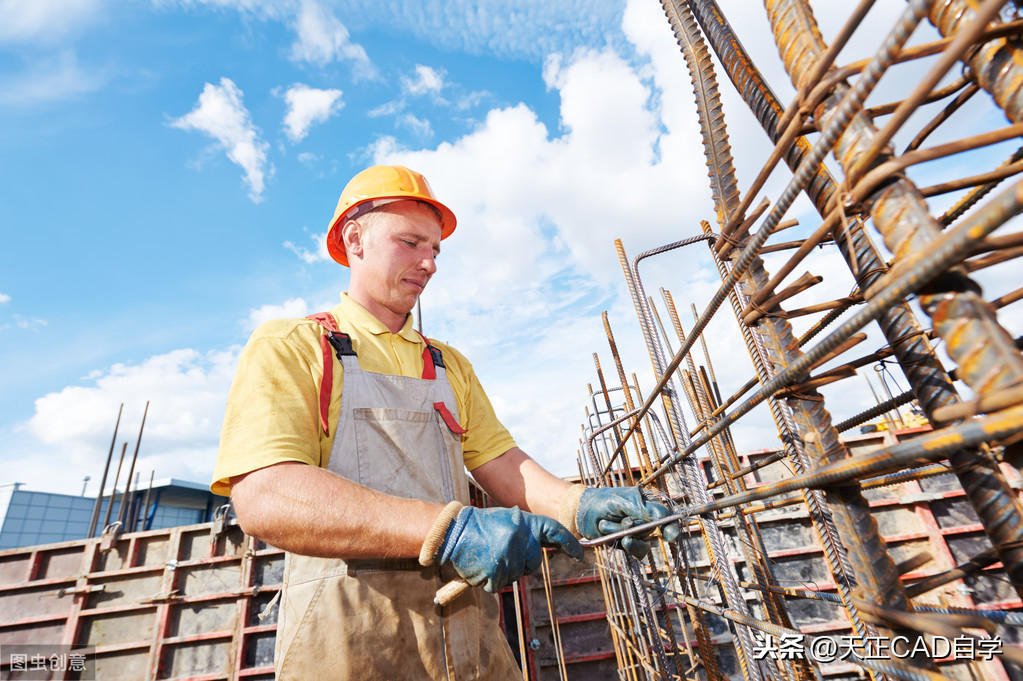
[[211, 294, 516, 496]]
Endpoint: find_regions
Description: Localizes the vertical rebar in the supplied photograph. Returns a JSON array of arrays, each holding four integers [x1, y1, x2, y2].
[[89, 403, 122, 538], [118, 401, 149, 528]]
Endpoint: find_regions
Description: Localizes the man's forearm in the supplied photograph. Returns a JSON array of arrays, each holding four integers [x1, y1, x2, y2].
[[230, 461, 445, 559], [471, 447, 574, 519]]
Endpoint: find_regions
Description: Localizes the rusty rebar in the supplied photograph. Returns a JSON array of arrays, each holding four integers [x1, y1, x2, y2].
[[584, 3, 1023, 679], [88, 403, 122, 539], [690, 0, 1023, 609], [590, 402, 1023, 540], [765, 0, 1023, 606]]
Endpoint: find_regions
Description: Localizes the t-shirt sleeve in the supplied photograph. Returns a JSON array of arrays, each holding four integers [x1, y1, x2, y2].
[[210, 322, 323, 496], [439, 344, 518, 471]]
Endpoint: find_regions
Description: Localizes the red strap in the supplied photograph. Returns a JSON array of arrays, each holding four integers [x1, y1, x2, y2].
[[307, 311, 340, 332], [317, 335, 333, 436], [308, 318, 451, 435], [416, 331, 436, 380], [418, 335, 464, 433], [307, 313, 341, 436], [433, 402, 467, 434]]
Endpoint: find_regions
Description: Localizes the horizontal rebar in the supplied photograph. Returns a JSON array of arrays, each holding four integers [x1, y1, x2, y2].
[[589, 402, 1023, 545]]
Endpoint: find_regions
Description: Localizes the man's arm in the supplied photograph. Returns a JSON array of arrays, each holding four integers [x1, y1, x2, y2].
[[230, 461, 444, 559], [472, 447, 681, 559], [469, 447, 574, 519], [231, 458, 582, 593]]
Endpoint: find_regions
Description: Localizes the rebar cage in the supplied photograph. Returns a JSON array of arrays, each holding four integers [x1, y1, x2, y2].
[[578, 2, 1023, 681]]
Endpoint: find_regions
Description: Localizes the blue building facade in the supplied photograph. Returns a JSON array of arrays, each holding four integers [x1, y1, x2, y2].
[[0, 479, 230, 550]]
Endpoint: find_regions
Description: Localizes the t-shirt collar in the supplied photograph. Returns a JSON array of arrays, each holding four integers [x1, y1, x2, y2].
[[338, 293, 423, 345]]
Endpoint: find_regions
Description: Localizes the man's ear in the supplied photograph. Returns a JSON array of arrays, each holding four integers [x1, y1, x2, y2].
[[341, 220, 365, 260]]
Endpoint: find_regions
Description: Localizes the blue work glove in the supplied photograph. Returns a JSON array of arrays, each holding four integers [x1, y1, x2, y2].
[[568, 485, 680, 560], [424, 504, 583, 593]]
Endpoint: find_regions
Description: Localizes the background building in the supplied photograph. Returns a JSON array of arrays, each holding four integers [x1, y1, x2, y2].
[[0, 479, 229, 550]]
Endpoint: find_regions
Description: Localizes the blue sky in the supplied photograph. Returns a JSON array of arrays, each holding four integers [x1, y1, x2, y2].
[[2, 0, 1020, 497], [1, 0, 717, 494]]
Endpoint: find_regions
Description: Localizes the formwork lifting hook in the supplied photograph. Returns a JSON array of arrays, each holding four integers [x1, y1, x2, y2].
[[99, 521, 123, 553], [209, 502, 233, 557]]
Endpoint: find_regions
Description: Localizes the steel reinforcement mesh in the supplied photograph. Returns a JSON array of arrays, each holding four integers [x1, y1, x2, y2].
[[577, 2, 1023, 681]]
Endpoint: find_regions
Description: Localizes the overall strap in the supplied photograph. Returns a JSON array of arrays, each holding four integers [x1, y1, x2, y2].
[[415, 331, 466, 435], [415, 330, 444, 379], [306, 314, 466, 438], [307, 312, 357, 436]]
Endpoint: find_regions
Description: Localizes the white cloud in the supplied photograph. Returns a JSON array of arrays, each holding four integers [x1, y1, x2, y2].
[[370, 48, 706, 285], [0, 50, 106, 106], [152, 0, 289, 19], [366, 64, 446, 125], [370, 65, 477, 124], [154, 1, 622, 67], [281, 84, 344, 143], [398, 113, 433, 139], [14, 316, 48, 331], [403, 64, 445, 97], [245, 297, 312, 332], [368, 100, 404, 118], [0, 293, 10, 304], [284, 232, 331, 264], [349, 0, 915, 476], [0, 0, 105, 43], [21, 347, 241, 491], [169, 77, 273, 202], [456, 90, 490, 111], [289, 0, 375, 76], [362, 33, 713, 473], [343, 0, 623, 64]]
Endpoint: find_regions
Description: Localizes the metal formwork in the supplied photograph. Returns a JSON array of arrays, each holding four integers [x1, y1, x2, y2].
[[580, 1, 1023, 680], [0, 518, 282, 680], [505, 546, 620, 681], [0, 505, 615, 680]]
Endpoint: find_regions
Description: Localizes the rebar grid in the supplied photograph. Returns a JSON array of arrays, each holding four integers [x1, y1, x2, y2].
[[577, 2, 1023, 680]]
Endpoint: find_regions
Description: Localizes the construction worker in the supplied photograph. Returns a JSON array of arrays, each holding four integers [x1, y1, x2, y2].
[[211, 165, 680, 680]]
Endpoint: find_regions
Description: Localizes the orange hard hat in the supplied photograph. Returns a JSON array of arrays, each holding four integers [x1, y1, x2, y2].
[[326, 165, 457, 266]]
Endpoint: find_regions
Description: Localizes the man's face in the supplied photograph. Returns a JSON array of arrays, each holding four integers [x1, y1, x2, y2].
[[345, 200, 443, 323]]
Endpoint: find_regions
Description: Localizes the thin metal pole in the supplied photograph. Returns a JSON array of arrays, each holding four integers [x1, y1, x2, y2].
[[89, 403, 122, 538], [102, 442, 127, 530], [118, 401, 149, 528], [863, 373, 900, 434], [129, 472, 141, 532], [874, 364, 906, 428], [140, 471, 155, 533]]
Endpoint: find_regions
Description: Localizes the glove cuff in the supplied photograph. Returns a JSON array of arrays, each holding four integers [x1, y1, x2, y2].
[[419, 500, 464, 566], [558, 484, 587, 538]]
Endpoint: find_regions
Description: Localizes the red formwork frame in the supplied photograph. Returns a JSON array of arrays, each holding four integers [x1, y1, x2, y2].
[[0, 518, 283, 680], [2, 507, 614, 680], [738, 428, 1022, 681]]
